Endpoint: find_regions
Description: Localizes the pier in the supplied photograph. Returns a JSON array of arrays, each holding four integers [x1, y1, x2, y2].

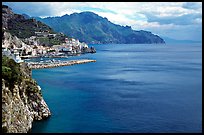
[[28, 59, 96, 69]]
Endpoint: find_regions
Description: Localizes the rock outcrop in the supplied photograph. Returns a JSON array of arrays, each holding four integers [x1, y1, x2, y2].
[[2, 60, 51, 133], [2, 31, 27, 49], [2, 30, 51, 133], [2, 5, 15, 30]]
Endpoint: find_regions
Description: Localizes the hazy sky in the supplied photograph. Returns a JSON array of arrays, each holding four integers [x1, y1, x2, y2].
[[3, 2, 202, 41]]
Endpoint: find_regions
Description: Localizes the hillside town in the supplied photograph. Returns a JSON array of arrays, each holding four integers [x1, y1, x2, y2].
[[2, 30, 96, 63]]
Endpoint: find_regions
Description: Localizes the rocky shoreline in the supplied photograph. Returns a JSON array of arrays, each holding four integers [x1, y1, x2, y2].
[[2, 4, 96, 133], [28, 59, 96, 69], [2, 62, 51, 133]]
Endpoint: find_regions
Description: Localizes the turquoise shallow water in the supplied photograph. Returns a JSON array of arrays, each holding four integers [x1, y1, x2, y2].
[[31, 43, 202, 133]]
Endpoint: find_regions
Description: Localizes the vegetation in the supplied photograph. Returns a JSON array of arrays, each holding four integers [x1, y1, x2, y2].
[[2, 55, 42, 96], [36, 11, 165, 44], [2, 126, 8, 133], [7, 18, 55, 39], [2, 56, 23, 89], [38, 33, 67, 46], [3, 5, 67, 46]]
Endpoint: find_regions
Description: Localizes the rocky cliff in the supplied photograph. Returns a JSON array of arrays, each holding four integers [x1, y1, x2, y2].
[[2, 57, 51, 133], [2, 31, 27, 49], [2, 31, 51, 133]]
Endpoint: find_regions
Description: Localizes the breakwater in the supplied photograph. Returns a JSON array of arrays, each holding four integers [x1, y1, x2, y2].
[[28, 59, 96, 69]]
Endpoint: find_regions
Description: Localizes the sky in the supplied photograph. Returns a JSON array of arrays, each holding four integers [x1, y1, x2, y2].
[[3, 2, 202, 41]]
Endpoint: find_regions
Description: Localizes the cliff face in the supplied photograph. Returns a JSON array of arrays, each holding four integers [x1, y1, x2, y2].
[[2, 5, 15, 30], [2, 31, 27, 49], [2, 30, 51, 133], [2, 61, 51, 133]]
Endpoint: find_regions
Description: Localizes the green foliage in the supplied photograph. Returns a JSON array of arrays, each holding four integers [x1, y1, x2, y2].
[[37, 12, 165, 44], [38, 37, 59, 46], [7, 15, 55, 39], [38, 34, 66, 46], [4, 7, 69, 45], [2, 56, 23, 89], [2, 66, 12, 81], [24, 79, 40, 95], [2, 126, 8, 133]]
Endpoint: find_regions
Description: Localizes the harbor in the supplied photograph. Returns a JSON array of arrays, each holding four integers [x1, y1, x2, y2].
[[28, 59, 96, 69]]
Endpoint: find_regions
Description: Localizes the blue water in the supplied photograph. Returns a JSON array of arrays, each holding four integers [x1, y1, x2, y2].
[[31, 43, 202, 133]]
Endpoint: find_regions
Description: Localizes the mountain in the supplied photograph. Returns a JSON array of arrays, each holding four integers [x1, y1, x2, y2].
[[2, 5, 72, 46], [162, 36, 201, 44], [2, 5, 55, 39], [35, 12, 165, 44], [22, 13, 31, 19]]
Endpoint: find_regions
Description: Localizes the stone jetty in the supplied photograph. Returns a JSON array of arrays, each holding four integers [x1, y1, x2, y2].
[[28, 59, 96, 69]]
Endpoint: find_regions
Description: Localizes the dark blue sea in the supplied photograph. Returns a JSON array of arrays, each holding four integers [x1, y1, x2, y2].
[[31, 43, 202, 133]]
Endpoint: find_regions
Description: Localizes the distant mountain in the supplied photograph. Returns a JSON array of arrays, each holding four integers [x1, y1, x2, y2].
[[162, 37, 201, 44], [22, 13, 31, 19], [35, 12, 165, 44]]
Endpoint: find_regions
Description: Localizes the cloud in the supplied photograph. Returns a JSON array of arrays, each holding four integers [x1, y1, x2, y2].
[[3, 2, 53, 17], [78, 6, 117, 14], [3, 2, 85, 17], [142, 23, 202, 41], [2, 2, 202, 41], [182, 2, 202, 9], [145, 12, 202, 25]]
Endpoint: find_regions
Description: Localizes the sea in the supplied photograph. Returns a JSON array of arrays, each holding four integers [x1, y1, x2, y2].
[[30, 43, 202, 133]]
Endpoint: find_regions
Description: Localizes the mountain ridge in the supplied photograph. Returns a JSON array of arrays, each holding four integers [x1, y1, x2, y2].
[[34, 11, 165, 44], [2, 5, 56, 39]]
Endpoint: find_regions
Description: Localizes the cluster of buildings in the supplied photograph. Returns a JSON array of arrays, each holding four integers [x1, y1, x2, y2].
[[57, 38, 89, 54], [2, 31, 94, 63], [34, 31, 57, 38], [23, 30, 59, 46]]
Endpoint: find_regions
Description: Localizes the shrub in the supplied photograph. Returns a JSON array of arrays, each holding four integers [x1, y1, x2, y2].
[[2, 56, 23, 89]]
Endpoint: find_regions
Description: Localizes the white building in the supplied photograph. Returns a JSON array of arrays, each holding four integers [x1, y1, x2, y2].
[[13, 49, 24, 63]]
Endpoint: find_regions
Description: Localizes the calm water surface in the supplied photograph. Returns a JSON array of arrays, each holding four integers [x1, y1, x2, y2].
[[31, 44, 202, 133]]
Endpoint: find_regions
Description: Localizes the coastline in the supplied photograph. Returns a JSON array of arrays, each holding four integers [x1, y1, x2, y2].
[[28, 59, 96, 69], [2, 60, 51, 133]]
